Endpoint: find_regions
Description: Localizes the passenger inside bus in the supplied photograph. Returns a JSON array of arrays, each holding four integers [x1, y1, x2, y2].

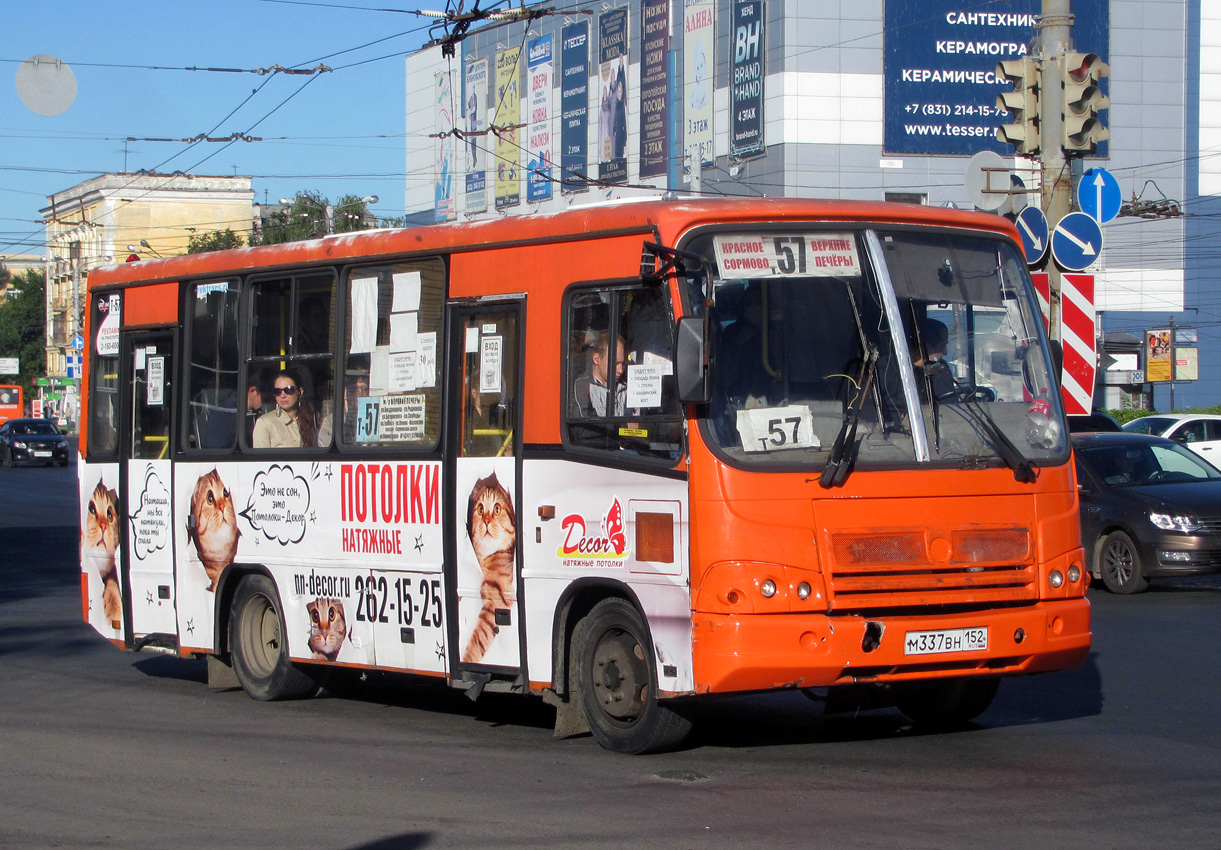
[[253, 370, 318, 448]]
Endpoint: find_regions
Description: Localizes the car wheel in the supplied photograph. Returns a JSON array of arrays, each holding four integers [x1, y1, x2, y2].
[[1098, 530, 1148, 594]]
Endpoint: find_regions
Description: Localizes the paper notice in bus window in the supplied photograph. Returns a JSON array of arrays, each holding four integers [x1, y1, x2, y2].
[[480, 336, 502, 393], [465, 326, 480, 353], [418, 332, 437, 388], [350, 276, 378, 354], [713, 233, 860, 279], [355, 396, 380, 442], [391, 271, 422, 312], [736, 405, 819, 453], [389, 311, 418, 353], [643, 351, 673, 375], [147, 356, 165, 406], [369, 346, 389, 394], [626, 364, 663, 408], [388, 351, 419, 393], [380, 394, 426, 441]]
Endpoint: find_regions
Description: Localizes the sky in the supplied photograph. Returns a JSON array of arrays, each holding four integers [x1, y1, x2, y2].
[[2, 0, 439, 257]]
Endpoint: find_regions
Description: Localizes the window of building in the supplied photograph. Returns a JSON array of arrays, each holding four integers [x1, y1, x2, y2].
[[341, 258, 445, 450], [247, 272, 336, 450], [564, 283, 683, 460]]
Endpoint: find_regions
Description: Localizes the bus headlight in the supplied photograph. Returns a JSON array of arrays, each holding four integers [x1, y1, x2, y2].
[[760, 579, 777, 598]]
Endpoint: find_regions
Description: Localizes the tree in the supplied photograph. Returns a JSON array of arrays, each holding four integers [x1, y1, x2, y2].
[[250, 191, 376, 246], [0, 270, 47, 398], [187, 228, 245, 254]]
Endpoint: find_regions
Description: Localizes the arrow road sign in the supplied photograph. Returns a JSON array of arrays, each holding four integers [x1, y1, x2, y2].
[[1052, 211, 1104, 271], [1016, 206, 1049, 265], [1077, 167, 1122, 224], [72, 334, 84, 351]]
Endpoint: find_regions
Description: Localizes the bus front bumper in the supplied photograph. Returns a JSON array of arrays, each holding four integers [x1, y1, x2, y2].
[[690, 598, 1090, 695]]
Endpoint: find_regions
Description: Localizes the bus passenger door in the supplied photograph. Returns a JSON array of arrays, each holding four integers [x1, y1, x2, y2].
[[120, 331, 178, 642], [447, 301, 525, 678]]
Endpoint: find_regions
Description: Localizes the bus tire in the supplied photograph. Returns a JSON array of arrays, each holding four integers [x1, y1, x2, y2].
[[894, 676, 999, 729], [573, 598, 692, 754], [229, 574, 316, 701]]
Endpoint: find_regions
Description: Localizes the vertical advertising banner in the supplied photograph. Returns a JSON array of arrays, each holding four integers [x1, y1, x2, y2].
[[494, 47, 521, 210], [1146, 328, 1172, 383], [464, 57, 489, 215], [435, 70, 456, 222], [527, 35, 554, 203], [598, 8, 629, 185], [560, 22, 591, 192], [882, 0, 1109, 156], [729, 0, 765, 160], [639, 0, 670, 179], [683, 0, 714, 168]]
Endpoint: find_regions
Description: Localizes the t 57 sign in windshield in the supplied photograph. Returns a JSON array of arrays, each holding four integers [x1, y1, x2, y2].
[[884, 0, 1108, 156]]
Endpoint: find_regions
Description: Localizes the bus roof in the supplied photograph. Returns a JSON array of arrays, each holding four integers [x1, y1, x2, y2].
[[87, 197, 1020, 288]]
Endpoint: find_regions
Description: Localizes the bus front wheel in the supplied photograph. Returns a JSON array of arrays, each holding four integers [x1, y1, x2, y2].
[[894, 676, 999, 729], [229, 574, 316, 701], [573, 598, 692, 754]]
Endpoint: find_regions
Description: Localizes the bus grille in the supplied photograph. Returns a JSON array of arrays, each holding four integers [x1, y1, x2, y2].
[[826, 528, 1037, 611]]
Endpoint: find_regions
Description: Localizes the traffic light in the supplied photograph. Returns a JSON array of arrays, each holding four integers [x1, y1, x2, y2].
[[1060, 52, 1110, 152], [995, 58, 1041, 156]]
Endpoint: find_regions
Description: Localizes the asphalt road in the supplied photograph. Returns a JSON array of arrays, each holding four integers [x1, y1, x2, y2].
[[3, 457, 1220, 849]]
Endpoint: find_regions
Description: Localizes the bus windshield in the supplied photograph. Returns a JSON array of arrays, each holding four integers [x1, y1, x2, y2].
[[688, 227, 1065, 471]]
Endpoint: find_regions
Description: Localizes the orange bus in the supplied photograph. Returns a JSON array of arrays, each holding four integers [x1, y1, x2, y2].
[[0, 384, 22, 425], [78, 198, 1089, 753]]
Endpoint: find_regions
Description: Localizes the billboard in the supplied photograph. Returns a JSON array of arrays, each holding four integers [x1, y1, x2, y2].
[[883, 0, 1109, 156]]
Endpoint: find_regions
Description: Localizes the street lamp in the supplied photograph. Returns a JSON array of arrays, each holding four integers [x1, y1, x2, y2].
[[139, 239, 163, 258]]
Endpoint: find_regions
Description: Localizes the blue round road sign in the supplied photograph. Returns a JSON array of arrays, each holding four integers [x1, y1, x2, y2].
[[1016, 206, 1049, 265], [1052, 212, 1104, 271], [1077, 167, 1122, 224], [72, 334, 84, 351]]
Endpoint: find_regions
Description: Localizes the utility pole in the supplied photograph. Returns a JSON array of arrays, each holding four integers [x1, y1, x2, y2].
[[1039, 0, 1072, 344]]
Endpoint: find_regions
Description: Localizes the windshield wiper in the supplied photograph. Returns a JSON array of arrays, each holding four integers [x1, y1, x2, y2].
[[950, 391, 1037, 483], [819, 346, 878, 489]]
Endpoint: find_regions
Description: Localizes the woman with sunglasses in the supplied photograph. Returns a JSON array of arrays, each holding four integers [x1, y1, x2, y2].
[[252, 369, 317, 448]]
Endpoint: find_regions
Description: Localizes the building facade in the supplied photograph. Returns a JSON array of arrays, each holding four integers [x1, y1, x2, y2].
[[404, 0, 1218, 410], [42, 173, 253, 378]]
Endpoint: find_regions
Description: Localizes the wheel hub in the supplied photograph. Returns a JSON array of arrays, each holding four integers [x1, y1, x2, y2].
[[591, 630, 648, 721]]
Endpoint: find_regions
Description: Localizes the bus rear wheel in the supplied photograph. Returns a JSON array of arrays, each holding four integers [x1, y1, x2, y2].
[[229, 574, 316, 701], [894, 676, 999, 729], [573, 598, 692, 754]]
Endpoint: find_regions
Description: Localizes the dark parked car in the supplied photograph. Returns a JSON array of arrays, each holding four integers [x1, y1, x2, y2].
[[0, 418, 70, 467], [1067, 409, 1123, 433], [1074, 431, 1221, 593]]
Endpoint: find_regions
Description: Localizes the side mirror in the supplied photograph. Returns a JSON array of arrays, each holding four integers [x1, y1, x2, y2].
[[675, 316, 712, 404]]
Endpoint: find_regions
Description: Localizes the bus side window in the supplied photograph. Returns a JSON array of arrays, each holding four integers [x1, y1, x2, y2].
[[185, 280, 242, 452], [246, 272, 336, 450], [88, 293, 121, 458], [340, 259, 445, 450], [564, 284, 683, 460]]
